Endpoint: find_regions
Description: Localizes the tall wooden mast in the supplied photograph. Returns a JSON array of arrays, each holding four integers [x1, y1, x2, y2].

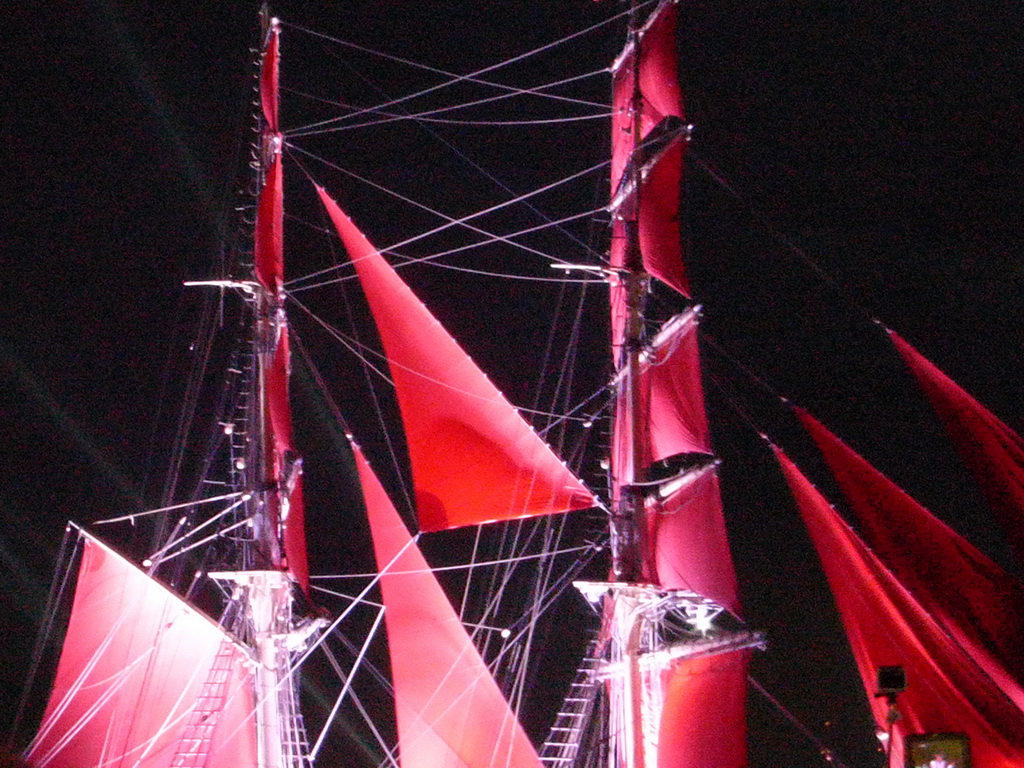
[[209, 14, 316, 768], [576, 4, 763, 768]]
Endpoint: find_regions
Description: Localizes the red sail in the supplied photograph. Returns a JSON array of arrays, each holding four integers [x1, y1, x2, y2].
[[255, 21, 283, 293], [255, 154, 284, 293], [265, 331, 309, 592], [317, 187, 595, 532], [609, 0, 688, 355], [353, 445, 545, 768], [610, 0, 684, 193], [614, 310, 711, 474], [646, 468, 740, 613], [657, 652, 751, 768], [253, 18, 306, 591], [891, 329, 1024, 565], [797, 408, 1024, 711], [260, 19, 279, 133], [27, 534, 258, 768], [775, 447, 1024, 768]]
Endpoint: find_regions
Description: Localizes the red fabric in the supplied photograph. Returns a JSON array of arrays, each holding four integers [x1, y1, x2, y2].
[[798, 408, 1024, 710], [891, 330, 1024, 566], [27, 535, 258, 768], [638, 140, 685, 296], [318, 187, 595, 532], [283, 474, 308, 593], [657, 651, 750, 768], [266, 333, 293, 456], [648, 470, 740, 614], [260, 24, 279, 133], [254, 20, 303, 587], [613, 312, 710, 483], [610, 312, 710, 573], [256, 22, 283, 293], [254, 154, 284, 293], [354, 446, 544, 768], [775, 447, 1024, 768], [642, 312, 711, 461], [610, 1, 683, 192], [609, 0, 687, 300], [264, 330, 308, 593]]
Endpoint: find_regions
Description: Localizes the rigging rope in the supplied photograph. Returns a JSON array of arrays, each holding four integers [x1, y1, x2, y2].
[[285, 144, 610, 292], [282, 7, 639, 137], [282, 67, 610, 131]]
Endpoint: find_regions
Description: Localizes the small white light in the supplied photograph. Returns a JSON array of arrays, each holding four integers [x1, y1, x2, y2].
[[235, 458, 246, 470], [500, 628, 511, 639], [142, 558, 153, 568], [224, 423, 234, 435]]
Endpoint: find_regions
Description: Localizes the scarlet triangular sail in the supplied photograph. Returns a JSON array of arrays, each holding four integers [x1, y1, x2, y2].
[[26, 533, 258, 768], [797, 407, 1024, 710], [774, 446, 1024, 768], [352, 444, 545, 768], [890, 329, 1024, 565], [318, 187, 595, 532]]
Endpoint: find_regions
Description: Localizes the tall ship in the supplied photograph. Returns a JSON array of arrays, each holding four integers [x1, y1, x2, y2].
[[7, 3, 1024, 768]]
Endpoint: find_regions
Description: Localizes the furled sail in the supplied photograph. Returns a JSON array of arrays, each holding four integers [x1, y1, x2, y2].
[[890, 329, 1024, 566], [255, 17, 308, 592], [774, 445, 1024, 768], [317, 187, 595, 532], [608, 0, 689, 356], [352, 444, 544, 768], [26, 533, 258, 768], [255, 20, 283, 293], [796, 408, 1024, 709]]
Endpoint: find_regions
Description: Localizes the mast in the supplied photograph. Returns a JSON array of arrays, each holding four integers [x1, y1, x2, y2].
[[577, 3, 763, 768], [210, 14, 317, 768], [610, 0, 651, 587]]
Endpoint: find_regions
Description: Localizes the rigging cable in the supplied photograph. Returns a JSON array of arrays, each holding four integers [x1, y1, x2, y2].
[[285, 144, 610, 292], [282, 67, 609, 130], [282, 6, 642, 137]]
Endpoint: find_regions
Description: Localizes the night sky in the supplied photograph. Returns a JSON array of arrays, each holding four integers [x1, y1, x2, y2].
[[4, 1, 1024, 766]]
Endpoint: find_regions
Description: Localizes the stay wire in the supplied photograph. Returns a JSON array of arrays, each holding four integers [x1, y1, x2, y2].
[[283, 6, 640, 136], [285, 143, 609, 292], [280, 37, 609, 289], [282, 66, 610, 131], [693, 149, 887, 330]]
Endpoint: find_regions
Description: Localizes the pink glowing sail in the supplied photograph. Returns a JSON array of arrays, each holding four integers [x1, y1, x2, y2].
[[353, 444, 544, 768], [775, 446, 1024, 768], [26, 534, 258, 768], [797, 407, 1024, 711]]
